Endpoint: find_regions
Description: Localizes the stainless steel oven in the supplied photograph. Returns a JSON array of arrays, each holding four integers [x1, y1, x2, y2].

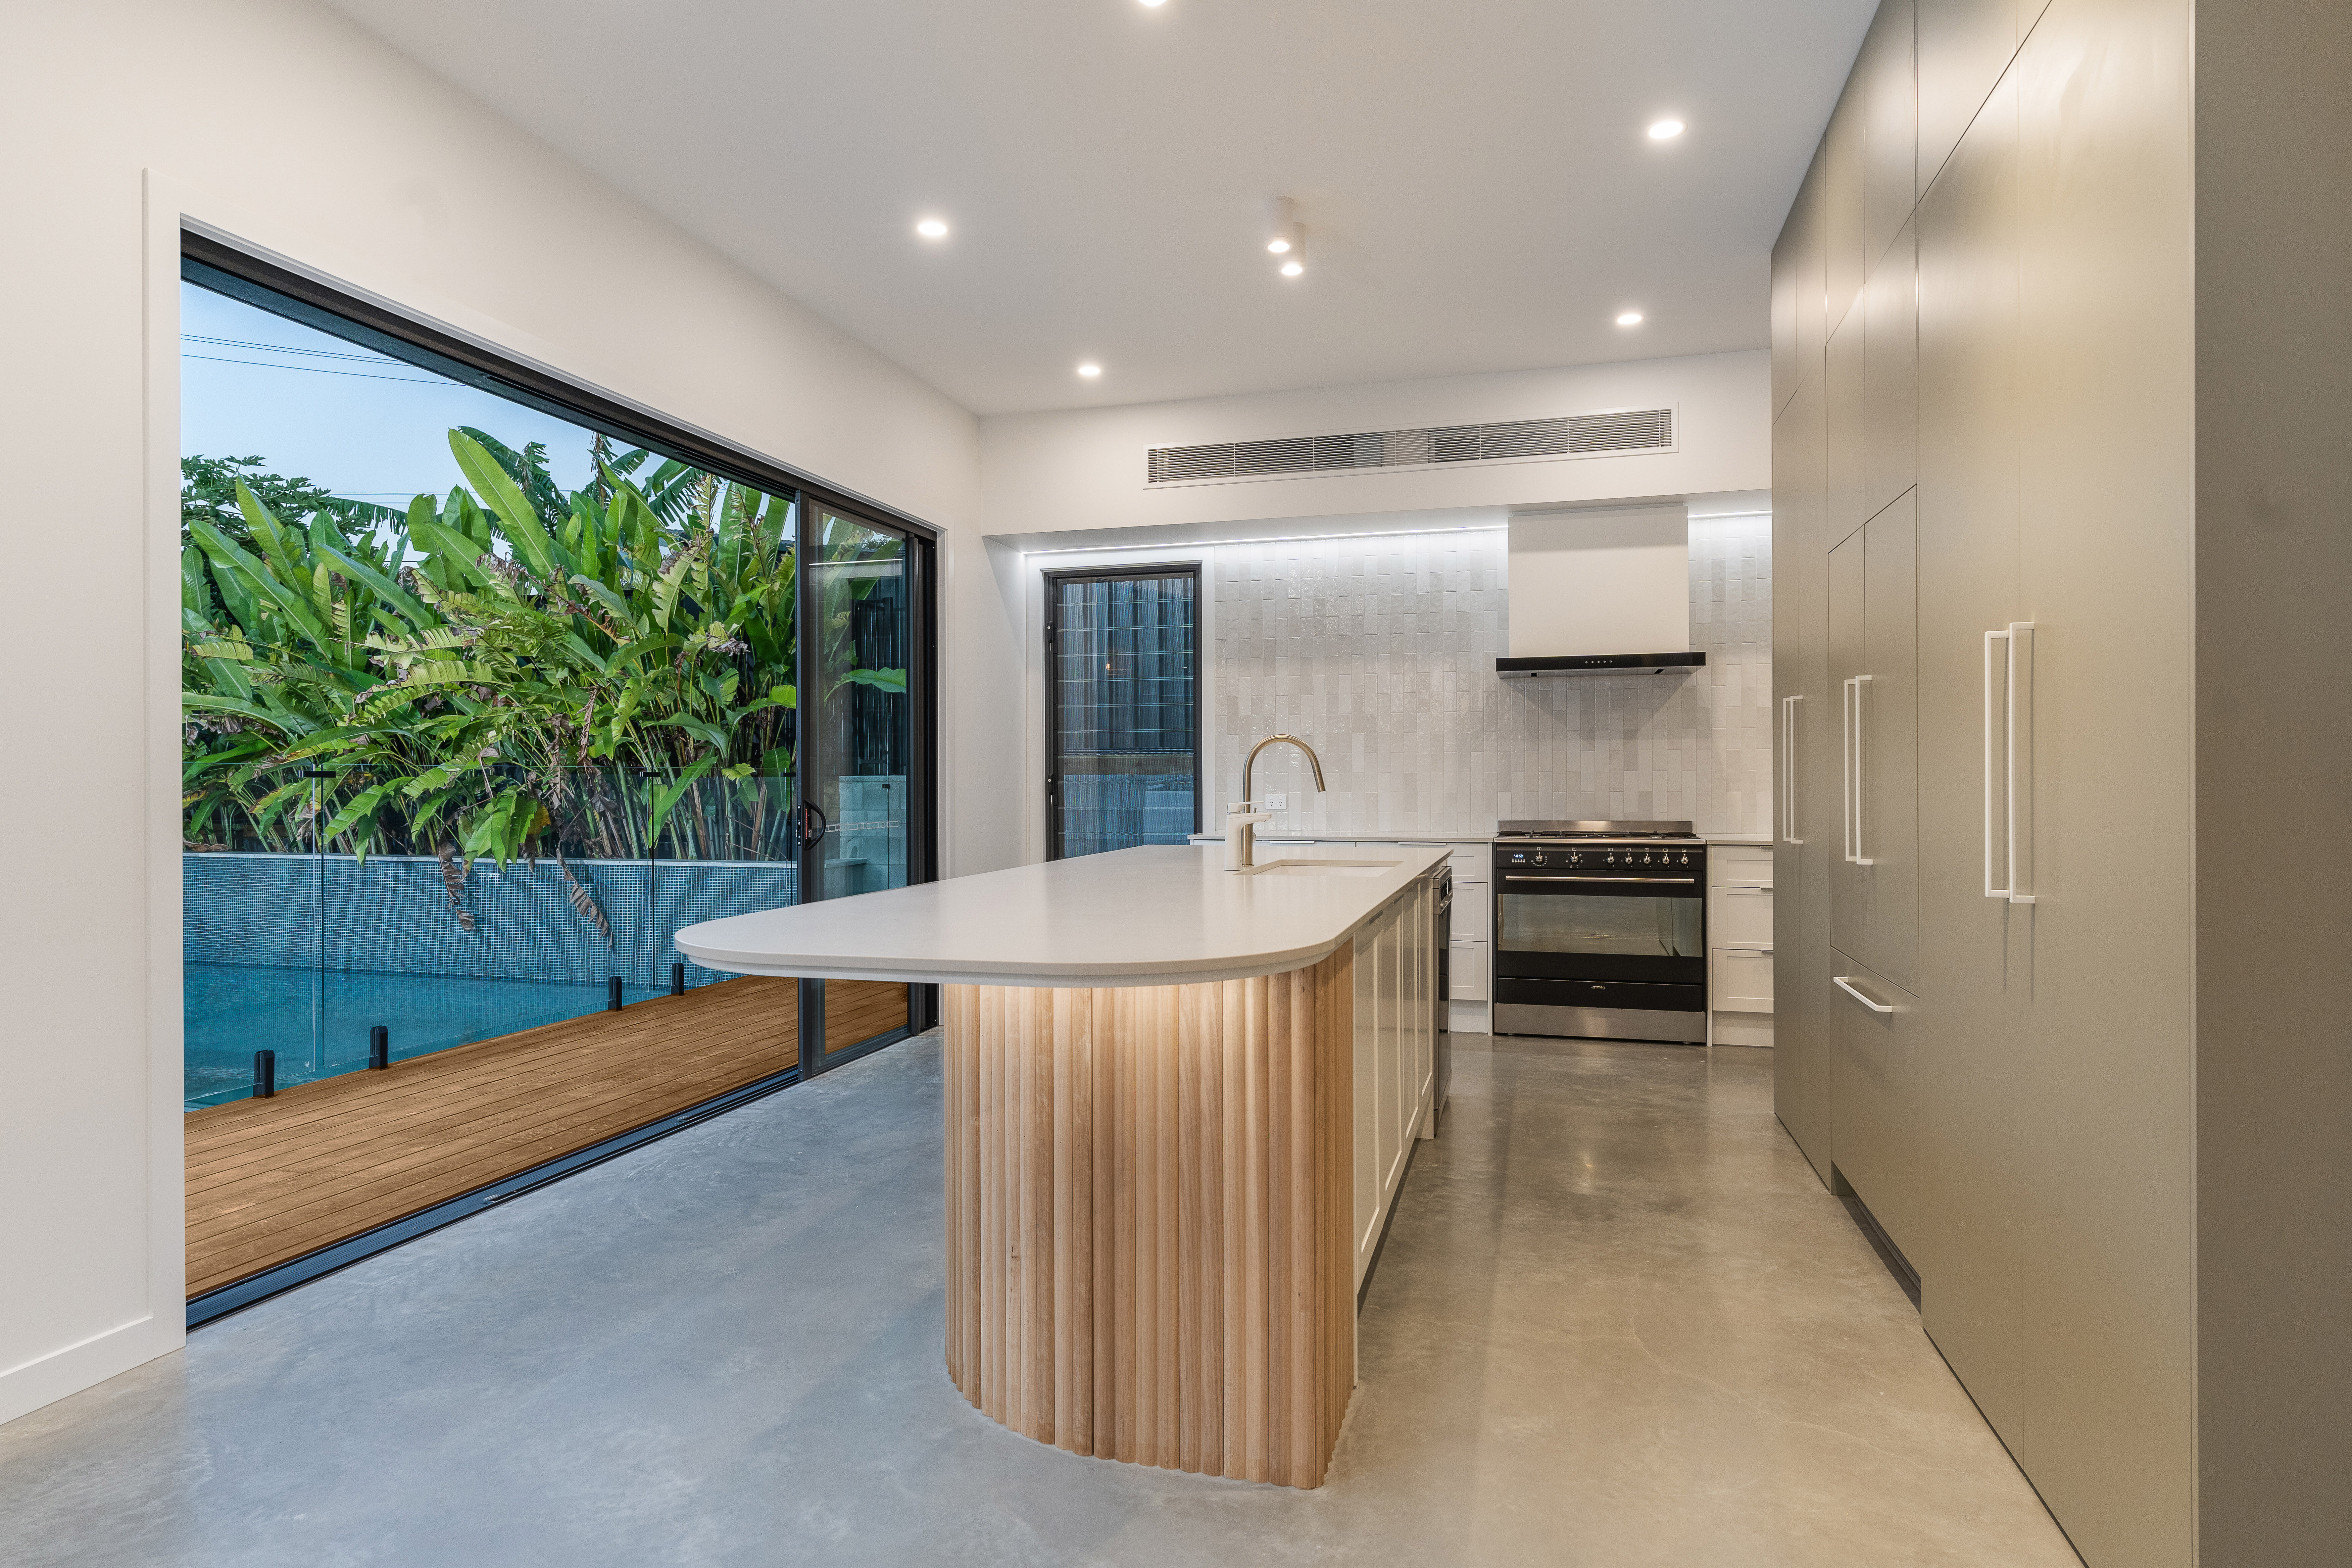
[[1490, 819, 1707, 1044]]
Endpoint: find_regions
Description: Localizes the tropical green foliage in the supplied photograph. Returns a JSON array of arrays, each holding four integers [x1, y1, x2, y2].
[[181, 429, 901, 871], [181, 453, 401, 544]]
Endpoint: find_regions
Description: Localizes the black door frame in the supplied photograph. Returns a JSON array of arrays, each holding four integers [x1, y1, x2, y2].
[[797, 502, 937, 1075], [1043, 564, 1204, 861]]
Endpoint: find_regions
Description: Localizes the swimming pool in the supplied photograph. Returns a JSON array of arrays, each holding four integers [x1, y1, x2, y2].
[[184, 963, 671, 1108]]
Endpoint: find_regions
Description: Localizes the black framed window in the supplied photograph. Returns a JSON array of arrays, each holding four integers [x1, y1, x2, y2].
[[1046, 567, 1200, 859]]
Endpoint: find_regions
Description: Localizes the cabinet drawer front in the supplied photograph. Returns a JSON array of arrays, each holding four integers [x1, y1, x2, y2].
[[1447, 942, 1489, 1000], [1711, 890, 1774, 946], [1450, 888, 1492, 942], [1711, 949, 1775, 1011], [1711, 845, 1773, 887]]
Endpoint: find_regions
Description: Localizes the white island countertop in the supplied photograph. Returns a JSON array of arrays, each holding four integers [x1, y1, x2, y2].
[[675, 842, 1450, 989]]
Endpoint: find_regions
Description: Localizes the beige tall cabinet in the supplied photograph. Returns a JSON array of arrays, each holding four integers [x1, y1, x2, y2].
[[1770, 0, 2351, 1563], [1770, 359, 1833, 1182]]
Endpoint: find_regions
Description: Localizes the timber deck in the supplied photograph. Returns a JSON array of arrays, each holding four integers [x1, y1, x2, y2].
[[185, 977, 908, 1300]]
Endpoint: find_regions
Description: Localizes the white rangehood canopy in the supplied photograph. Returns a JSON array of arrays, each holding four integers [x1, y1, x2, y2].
[[1500, 504, 1702, 676]]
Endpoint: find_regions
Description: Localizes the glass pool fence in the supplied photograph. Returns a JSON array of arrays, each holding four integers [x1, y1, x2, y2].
[[182, 766, 904, 1108]]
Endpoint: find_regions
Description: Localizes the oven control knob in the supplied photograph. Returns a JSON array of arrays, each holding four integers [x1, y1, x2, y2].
[[1605, 852, 1616, 864], [1642, 852, 1653, 864], [1531, 851, 1547, 867]]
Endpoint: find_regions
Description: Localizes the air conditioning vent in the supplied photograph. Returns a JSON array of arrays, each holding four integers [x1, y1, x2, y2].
[[1145, 406, 1674, 485]]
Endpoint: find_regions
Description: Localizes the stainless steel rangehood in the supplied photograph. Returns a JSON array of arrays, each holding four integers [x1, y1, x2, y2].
[[1497, 504, 1703, 677]]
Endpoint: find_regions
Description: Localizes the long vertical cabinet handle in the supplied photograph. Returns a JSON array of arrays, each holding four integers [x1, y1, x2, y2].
[[1984, 630, 2011, 899], [1984, 624, 2037, 903], [1781, 695, 1803, 844], [1841, 678, 1853, 862], [2006, 623, 2036, 903], [1845, 675, 1875, 866]]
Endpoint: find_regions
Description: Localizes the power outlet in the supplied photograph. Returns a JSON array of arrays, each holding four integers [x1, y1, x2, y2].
[[1264, 792, 1288, 811]]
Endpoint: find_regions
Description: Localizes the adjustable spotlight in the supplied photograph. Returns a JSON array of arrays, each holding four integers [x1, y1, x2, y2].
[[1263, 195, 1300, 254]]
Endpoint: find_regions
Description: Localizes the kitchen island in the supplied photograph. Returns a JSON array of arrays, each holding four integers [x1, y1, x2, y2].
[[676, 842, 1446, 1488]]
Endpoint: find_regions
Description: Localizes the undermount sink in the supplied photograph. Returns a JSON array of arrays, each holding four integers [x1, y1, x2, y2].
[[1244, 858, 1401, 878]]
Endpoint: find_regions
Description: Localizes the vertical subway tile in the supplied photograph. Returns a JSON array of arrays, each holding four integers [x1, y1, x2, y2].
[[1208, 519, 1768, 841]]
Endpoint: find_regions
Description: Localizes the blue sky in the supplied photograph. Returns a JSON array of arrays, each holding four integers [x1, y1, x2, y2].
[[180, 280, 601, 506]]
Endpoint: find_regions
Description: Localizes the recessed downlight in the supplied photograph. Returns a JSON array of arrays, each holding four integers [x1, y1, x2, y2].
[[1138, 0, 1167, 8], [1648, 119, 1685, 140], [1616, 311, 1644, 326], [1077, 362, 1103, 378], [915, 217, 949, 239]]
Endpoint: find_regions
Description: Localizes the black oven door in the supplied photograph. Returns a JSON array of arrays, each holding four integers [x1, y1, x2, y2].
[[1494, 876, 1705, 985]]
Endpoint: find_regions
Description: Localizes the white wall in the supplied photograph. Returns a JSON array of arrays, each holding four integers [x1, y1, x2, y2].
[[0, 0, 993, 1426], [979, 350, 1770, 543], [981, 350, 1772, 865]]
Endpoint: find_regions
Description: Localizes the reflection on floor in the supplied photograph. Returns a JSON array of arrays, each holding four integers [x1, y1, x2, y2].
[[10, 1033, 2079, 1567]]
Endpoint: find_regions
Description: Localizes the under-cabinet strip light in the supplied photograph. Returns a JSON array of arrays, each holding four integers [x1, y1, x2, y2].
[[1022, 523, 1508, 557]]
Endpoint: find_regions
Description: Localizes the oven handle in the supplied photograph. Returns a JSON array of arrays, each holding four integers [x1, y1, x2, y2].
[[1503, 875, 1697, 885]]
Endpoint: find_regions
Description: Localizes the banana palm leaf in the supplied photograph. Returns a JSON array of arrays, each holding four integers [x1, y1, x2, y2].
[[644, 755, 718, 848], [450, 430, 567, 578], [315, 542, 436, 631]]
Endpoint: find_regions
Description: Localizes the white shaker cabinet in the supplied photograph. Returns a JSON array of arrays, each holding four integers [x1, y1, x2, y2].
[[1708, 844, 1775, 1046], [1351, 878, 1436, 1292]]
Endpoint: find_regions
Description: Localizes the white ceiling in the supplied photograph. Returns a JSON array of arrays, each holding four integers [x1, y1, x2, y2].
[[327, 0, 1873, 417]]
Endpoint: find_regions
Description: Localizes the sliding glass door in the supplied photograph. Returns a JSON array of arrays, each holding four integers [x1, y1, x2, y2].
[[1046, 567, 1200, 859], [177, 233, 938, 1318], [800, 506, 922, 1067]]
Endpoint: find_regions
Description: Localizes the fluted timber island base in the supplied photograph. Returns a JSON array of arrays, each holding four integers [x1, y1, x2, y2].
[[943, 946, 1356, 1489]]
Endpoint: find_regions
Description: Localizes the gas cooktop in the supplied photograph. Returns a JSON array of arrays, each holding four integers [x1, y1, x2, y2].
[[1493, 819, 1702, 841]]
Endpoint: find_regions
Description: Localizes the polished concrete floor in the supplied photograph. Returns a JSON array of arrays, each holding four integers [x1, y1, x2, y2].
[[1, 1034, 2080, 1567]]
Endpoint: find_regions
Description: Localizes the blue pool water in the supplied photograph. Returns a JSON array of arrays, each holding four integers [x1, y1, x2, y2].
[[185, 964, 670, 1108]]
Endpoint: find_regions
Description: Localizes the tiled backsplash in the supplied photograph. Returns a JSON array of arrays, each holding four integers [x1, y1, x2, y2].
[[1212, 513, 1771, 839]]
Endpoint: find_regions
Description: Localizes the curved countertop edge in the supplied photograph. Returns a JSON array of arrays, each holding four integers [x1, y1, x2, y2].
[[674, 843, 1449, 990], [669, 945, 1346, 992]]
